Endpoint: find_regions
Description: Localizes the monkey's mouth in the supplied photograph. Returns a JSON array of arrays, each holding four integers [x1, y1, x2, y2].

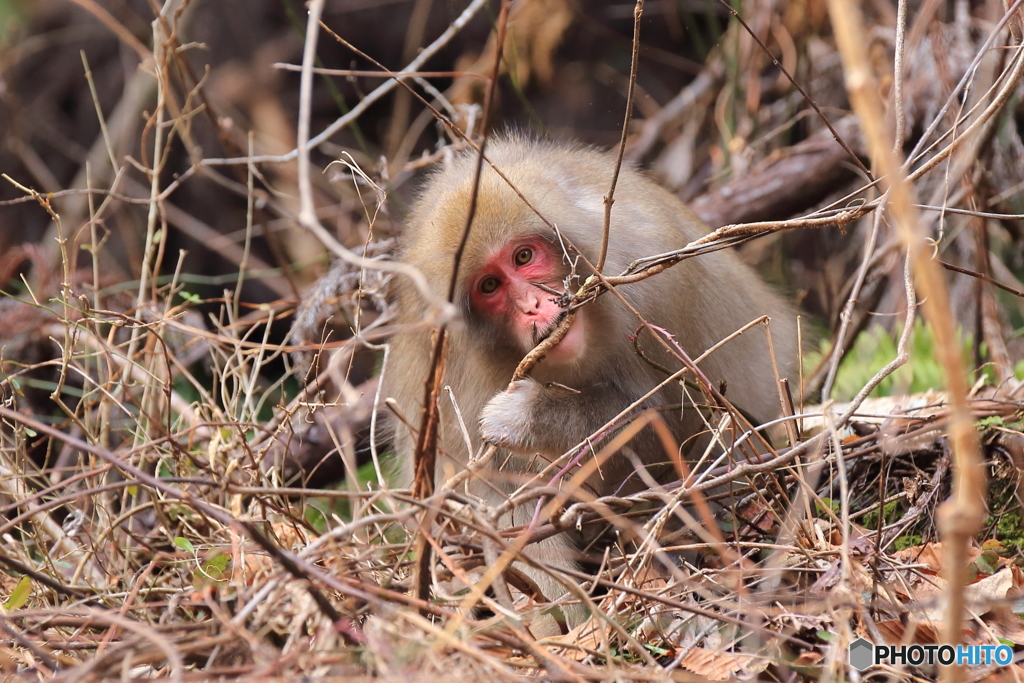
[[532, 311, 568, 346]]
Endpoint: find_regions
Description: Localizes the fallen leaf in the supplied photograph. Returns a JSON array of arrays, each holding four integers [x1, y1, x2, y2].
[[677, 647, 767, 681], [894, 541, 983, 575]]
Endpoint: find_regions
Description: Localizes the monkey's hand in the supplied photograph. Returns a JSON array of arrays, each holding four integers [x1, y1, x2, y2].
[[480, 378, 632, 456], [478, 378, 545, 452]]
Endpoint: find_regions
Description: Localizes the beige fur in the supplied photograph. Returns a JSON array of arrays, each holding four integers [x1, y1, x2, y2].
[[385, 136, 799, 634]]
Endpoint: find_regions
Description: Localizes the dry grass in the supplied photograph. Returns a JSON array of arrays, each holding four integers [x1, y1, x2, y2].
[[2, 0, 1024, 680]]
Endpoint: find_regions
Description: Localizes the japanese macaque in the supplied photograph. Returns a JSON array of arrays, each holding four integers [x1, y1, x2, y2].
[[386, 136, 799, 633]]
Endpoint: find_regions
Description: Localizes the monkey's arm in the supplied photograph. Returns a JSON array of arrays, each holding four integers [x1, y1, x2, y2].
[[478, 378, 641, 456]]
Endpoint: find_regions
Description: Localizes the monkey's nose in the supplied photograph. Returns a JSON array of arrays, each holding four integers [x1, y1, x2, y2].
[[519, 294, 543, 315]]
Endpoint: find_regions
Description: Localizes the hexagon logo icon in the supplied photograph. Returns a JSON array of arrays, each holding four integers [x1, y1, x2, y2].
[[849, 638, 875, 671]]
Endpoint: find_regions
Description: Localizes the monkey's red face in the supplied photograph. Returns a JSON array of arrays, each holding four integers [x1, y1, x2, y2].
[[468, 237, 585, 362]]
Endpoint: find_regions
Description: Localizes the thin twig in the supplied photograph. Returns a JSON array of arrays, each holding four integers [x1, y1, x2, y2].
[[715, 0, 873, 180], [826, 0, 987, 668], [202, 0, 489, 167], [293, 0, 455, 329], [597, 0, 644, 273]]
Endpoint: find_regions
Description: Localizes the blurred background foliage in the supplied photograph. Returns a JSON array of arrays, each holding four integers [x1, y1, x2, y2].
[[3, 0, 1024, 415]]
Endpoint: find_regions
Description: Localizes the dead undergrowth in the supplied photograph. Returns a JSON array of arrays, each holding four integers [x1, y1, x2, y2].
[[2, 0, 1024, 681]]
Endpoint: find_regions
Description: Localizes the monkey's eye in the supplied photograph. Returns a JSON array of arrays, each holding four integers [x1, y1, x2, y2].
[[514, 247, 533, 266], [479, 276, 501, 295]]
